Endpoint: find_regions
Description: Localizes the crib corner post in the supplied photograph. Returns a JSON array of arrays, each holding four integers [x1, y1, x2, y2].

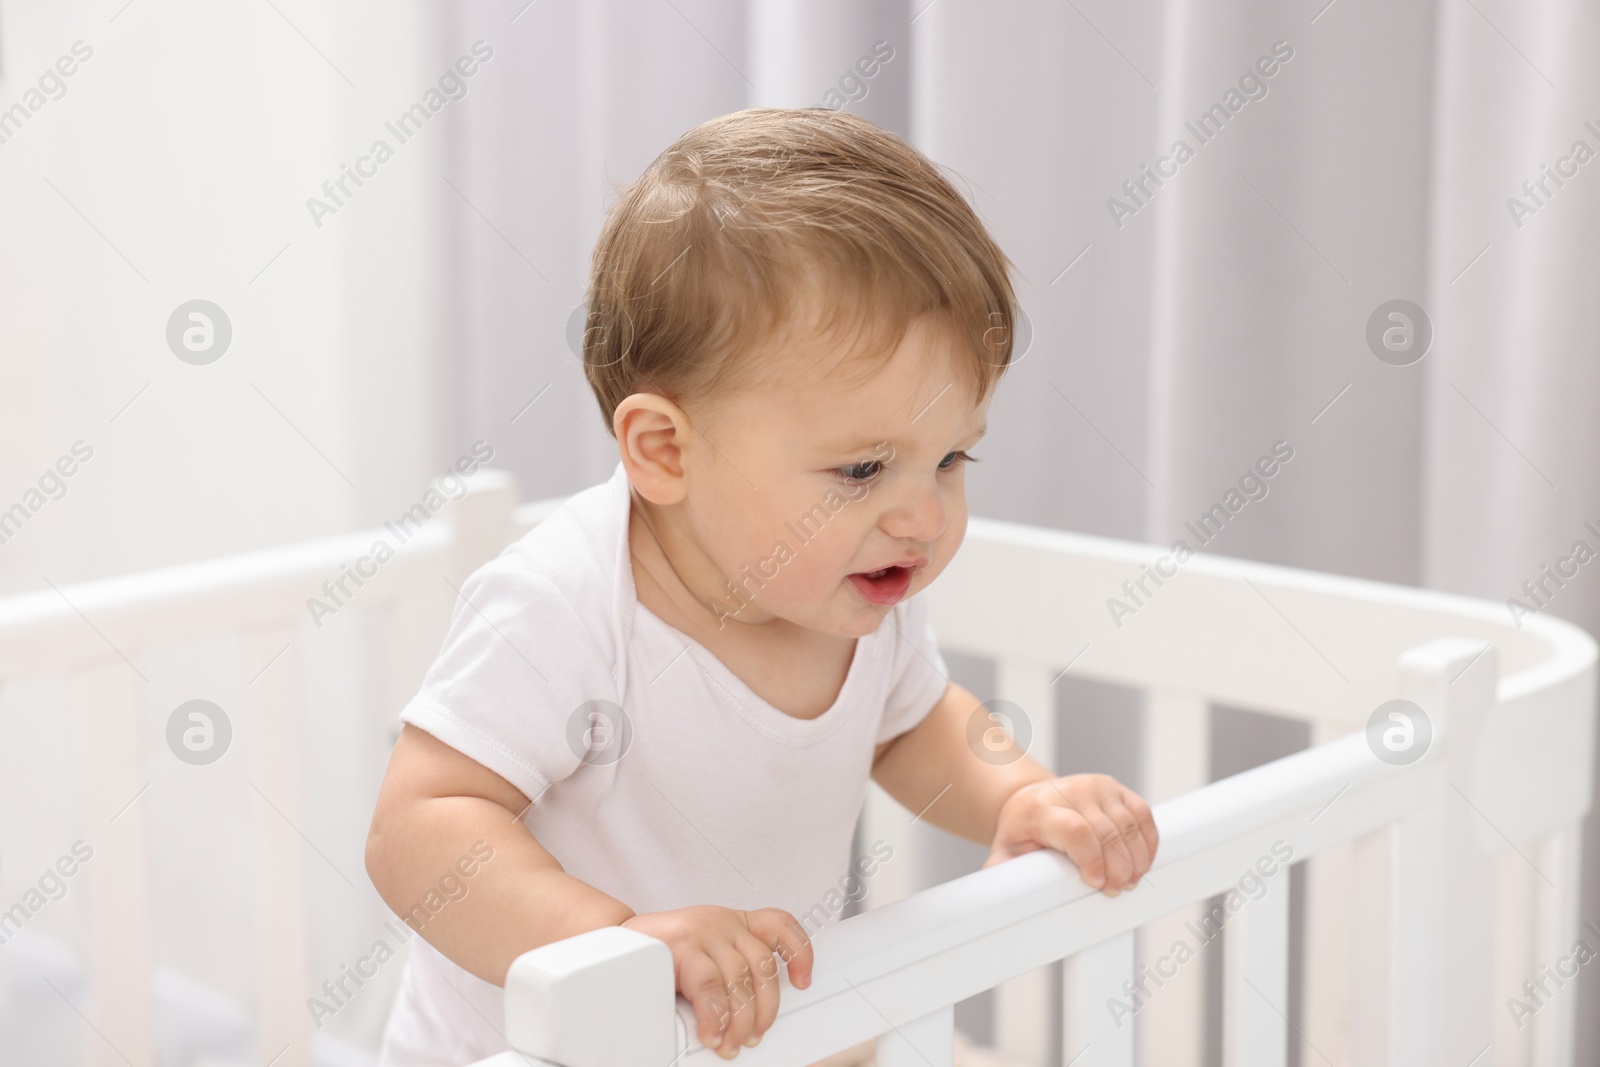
[[1392, 637, 1498, 1067], [503, 926, 679, 1067], [447, 468, 520, 583]]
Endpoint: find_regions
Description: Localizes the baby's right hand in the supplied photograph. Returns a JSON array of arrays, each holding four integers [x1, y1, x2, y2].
[[622, 905, 814, 1059]]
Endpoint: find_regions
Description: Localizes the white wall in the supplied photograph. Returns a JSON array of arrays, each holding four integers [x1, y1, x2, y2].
[[0, 1, 451, 1059], [0, 1, 449, 597]]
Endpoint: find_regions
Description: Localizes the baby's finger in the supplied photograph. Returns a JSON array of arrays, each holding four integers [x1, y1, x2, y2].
[[1103, 801, 1152, 888], [1080, 805, 1137, 891], [710, 942, 757, 1056], [1122, 789, 1159, 865], [749, 909, 814, 989], [736, 931, 783, 1043], [1035, 806, 1109, 889], [679, 949, 731, 1050]]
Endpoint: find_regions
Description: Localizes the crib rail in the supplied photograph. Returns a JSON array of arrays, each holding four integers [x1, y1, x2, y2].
[[0, 472, 526, 1067], [917, 518, 1594, 1067], [0, 474, 553, 677], [929, 518, 1592, 730], [0, 474, 1591, 1067], [466, 633, 1540, 1067]]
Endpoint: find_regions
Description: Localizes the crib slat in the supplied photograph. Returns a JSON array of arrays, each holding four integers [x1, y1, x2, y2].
[[993, 659, 1058, 1067], [1344, 821, 1392, 1064], [248, 625, 313, 1067], [993, 948, 1053, 1067], [1223, 862, 1289, 1066], [1063, 931, 1134, 1067], [1494, 848, 1537, 1067], [74, 657, 157, 1067], [446, 470, 519, 585], [1387, 808, 1436, 1064], [875, 1003, 955, 1067], [1300, 721, 1354, 1067], [993, 659, 1056, 775], [859, 781, 920, 909], [1137, 691, 1209, 1067], [1531, 824, 1583, 1067]]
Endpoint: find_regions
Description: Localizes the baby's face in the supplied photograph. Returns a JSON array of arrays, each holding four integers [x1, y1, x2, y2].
[[682, 310, 990, 639]]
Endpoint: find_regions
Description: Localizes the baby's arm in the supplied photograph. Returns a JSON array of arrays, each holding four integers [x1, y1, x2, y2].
[[366, 724, 813, 1058], [870, 682, 1158, 892], [366, 724, 632, 981]]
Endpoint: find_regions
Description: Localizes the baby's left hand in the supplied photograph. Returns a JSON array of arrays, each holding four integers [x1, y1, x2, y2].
[[981, 773, 1158, 895]]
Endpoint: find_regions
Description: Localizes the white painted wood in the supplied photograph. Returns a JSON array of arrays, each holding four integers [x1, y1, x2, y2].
[[1062, 932, 1135, 1067], [446, 469, 519, 585], [859, 781, 920, 909], [7, 506, 1592, 752], [1141, 692, 1210, 802], [994, 660, 1058, 772], [1495, 850, 1537, 1067], [467, 1054, 562, 1067], [994, 948, 1053, 1067], [993, 659, 1056, 1067], [381, 575, 455, 742], [1393, 639, 1500, 1067], [1471, 663, 1596, 854], [247, 625, 313, 1067], [1222, 858, 1289, 1067], [73, 657, 156, 1067], [1345, 821, 1391, 1065], [569, 729, 1446, 1067], [994, 659, 1058, 776], [925, 518, 1592, 732], [1530, 825, 1584, 1067], [502, 926, 677, 1067], [0, 523, 452, 677], [876, 1003, 955, 1067], [1137, 691, 1209, 1067], [1387, 806, 1437, 1067], [2, 481, 1593, 1067], [1300, 721, 1354, 1067]]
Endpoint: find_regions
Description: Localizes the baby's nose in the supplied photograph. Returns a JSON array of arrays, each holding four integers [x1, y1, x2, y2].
[[882, 487, 945, 543]]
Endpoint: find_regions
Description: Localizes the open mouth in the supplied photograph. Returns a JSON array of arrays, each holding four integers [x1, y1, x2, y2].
[[847, 564, 916, 606]]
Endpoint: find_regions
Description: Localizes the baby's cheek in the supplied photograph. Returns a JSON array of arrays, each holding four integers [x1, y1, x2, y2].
[[759, 550, 855, 616], [771, 546, 846, 599]]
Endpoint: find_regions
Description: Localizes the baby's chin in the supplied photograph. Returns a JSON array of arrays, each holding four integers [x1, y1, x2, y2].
[[837, 606, 896, 638], [744, 590, 887, 640], [813, 587, 907, 638]]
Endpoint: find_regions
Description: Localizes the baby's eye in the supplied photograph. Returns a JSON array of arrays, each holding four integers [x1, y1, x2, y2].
[[838, 460, 883, 483], [939, 450, 977, 471]]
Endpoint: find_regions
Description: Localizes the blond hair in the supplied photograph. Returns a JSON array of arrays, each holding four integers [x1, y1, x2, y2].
[[580, 107, 1021, 431]]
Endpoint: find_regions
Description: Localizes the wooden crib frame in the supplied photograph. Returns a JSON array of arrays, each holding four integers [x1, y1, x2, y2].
[[0, 470, 1590, 1067]]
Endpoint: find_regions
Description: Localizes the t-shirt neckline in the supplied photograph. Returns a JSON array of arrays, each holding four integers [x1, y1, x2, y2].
[[607, 462, 876, 745]]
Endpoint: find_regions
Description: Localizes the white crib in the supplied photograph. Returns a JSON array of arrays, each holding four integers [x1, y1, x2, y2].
[[0, 470, 1591, 1067]]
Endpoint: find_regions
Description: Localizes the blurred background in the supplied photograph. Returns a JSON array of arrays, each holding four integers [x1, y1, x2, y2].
[[2, 0, 1599, 1064]]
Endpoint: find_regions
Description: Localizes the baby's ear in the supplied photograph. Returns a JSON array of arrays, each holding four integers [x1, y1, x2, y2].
[[615, 393, 688, 504]]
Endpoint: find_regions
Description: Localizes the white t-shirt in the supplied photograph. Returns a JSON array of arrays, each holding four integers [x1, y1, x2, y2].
[[379, 461, 951, 1066]]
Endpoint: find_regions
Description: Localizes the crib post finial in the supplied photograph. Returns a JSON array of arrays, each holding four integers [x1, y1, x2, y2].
[[503, 925, 678, 1067]]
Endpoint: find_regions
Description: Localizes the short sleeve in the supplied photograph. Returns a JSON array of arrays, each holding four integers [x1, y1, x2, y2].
[[399, 559, 617, 805], [874, 591, 951, 745]]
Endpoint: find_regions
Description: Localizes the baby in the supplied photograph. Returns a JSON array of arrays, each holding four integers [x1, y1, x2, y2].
[[365, 107, 1158, 1066]]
